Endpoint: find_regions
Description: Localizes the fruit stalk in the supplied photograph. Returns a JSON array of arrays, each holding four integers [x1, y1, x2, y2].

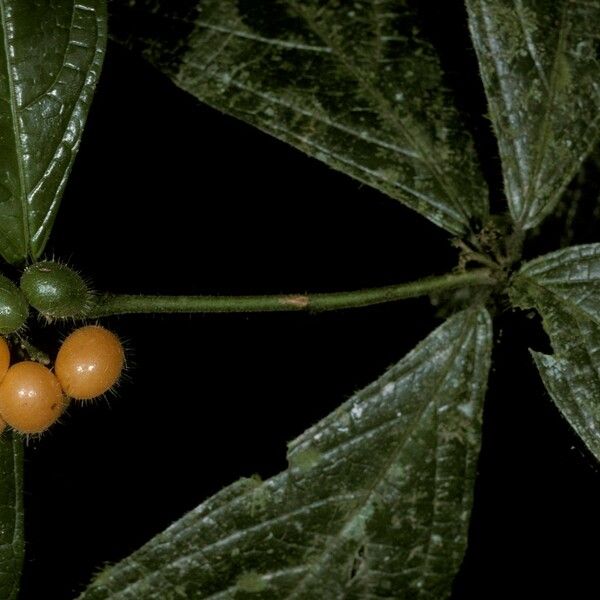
[[86, 270, 495, 316]]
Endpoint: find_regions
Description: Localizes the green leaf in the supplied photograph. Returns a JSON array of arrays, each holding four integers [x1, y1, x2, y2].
[[108, 0, 489, 237], [534, 145, 600, 248], [78, 307, 492, 600], [466, 0, 600, 230], [510, 244, 600, 460], [0, 433, 23, 600], [0, 0, 107, 265]]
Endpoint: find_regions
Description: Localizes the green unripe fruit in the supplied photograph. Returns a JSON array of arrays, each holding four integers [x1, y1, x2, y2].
[[0, 274, 29, 333], [20, 261, 92, 319]]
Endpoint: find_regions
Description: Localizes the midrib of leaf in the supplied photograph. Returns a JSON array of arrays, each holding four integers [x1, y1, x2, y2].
[[28, 2, 103, 254], [475, 1, 525, 202], [27, 5, 72, 250], [264, 117, 464, 222], [514, 1, 546, 87], [216, 76, 422, 161], [521, 3, 568, 225], [0, 0, 30, 259], [284, 315, 474, 597], [187, 65, 465, 225], [514, 273, 600, 328], [162, 491, 351, 565], [320, 310, 483, 591], [288, 1, 468, 225], [192, 22, 331, 53]]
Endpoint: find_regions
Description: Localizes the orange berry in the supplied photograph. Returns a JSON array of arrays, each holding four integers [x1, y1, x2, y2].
[[55, 325, 124, 400], [0, 361, 66, 434], [0, 337, 10, 381]]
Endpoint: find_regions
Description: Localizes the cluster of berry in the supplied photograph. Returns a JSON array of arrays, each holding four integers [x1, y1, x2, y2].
[[0, 325, 124, 435]]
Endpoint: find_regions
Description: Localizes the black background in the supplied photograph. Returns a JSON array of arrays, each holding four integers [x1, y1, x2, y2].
[[18, 3, 600, 599]]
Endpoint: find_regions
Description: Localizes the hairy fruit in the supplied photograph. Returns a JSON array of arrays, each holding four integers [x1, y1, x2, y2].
[[55, 325, 125, 400], [0, 361, 66, 434], [20, 261, 91, 319], [0, 274, 29, 333]]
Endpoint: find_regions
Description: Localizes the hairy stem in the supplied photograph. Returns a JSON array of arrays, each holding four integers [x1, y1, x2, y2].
[[13, 335, 50, 365], [87, 270, 495, 317]]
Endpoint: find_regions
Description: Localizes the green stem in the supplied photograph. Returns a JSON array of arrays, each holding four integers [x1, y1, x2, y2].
[[13, 335, 50, 365], [87, 270, 495, 317]]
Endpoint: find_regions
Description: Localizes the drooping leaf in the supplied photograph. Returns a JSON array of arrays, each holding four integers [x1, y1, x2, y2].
[[0, 0, 107, 265], [510, 244, 600, 460], [108, 0, 489, 237], [466, 0, 600, 230], [0, 433, 23, 600], [78, 307, 492, 600]]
